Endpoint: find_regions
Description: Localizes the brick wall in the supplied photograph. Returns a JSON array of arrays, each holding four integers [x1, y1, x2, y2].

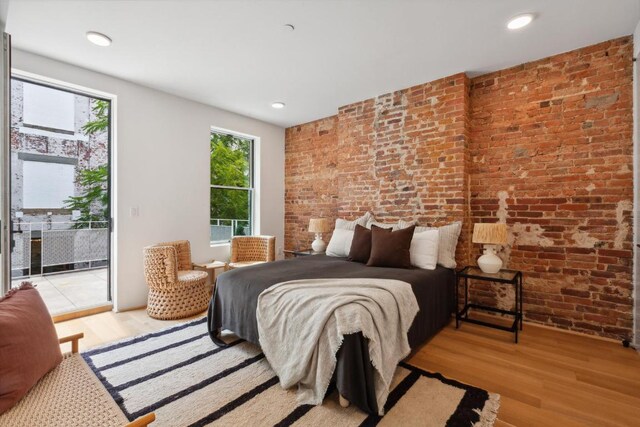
[[469, 36, 634, 339], [286, 73, 471, 265], [285, 116, 339, 249], [337, 73, 472, 266], [284, 36, 634, 340]]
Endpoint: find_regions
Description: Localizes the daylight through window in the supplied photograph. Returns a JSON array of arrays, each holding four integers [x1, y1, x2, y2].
[[210, 131, 254, 244]]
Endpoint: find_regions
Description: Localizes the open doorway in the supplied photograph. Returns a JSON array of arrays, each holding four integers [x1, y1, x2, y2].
[[9, 75, 113, 317]]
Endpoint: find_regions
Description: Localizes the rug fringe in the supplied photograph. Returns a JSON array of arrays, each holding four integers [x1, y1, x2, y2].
[[473, 392, 500, 427]]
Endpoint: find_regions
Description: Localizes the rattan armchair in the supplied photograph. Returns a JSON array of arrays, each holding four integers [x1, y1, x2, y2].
[[228, 235, 276, 269], [143, 240, 210, 320]]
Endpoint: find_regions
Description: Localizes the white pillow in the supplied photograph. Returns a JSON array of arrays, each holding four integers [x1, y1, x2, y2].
[[335, 211, 373, 230], [398, 220, 462, 269], [365, 219, 395, 230], [326, 228, 355, 257], [410, 229, 439, 270]]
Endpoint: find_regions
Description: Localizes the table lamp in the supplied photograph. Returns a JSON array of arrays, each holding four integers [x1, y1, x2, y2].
[[308, 218, 331, 252], [472, 223, 508, 273]]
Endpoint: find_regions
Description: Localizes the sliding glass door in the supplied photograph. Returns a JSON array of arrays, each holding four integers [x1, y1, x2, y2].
[[2, 72, 112, 315]]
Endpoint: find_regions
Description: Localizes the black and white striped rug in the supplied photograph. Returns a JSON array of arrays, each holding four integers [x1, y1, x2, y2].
[[82, 318, 499, 426]]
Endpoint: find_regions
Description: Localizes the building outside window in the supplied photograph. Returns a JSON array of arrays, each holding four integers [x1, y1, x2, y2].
[[11, 78, 110, 279], [210, 130, 254, 244]]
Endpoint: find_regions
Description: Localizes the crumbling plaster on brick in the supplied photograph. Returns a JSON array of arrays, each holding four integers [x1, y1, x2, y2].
[[287, 37, 634, 339], [572, 230, 600, 248], [615, 200, 633, 249], [494, 190, 555, 310]]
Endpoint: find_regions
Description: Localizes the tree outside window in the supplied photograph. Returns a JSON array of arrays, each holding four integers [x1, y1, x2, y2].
[[210, 131, 253, 243], [63, 99, 110, 229]]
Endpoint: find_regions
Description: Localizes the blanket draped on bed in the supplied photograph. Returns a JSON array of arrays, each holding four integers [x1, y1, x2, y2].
[[256, 278, 419, 415]]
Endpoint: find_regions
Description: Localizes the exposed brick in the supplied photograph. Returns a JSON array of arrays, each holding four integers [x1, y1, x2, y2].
[[469, 36, 633, 341], [285, 36, 634, 341]]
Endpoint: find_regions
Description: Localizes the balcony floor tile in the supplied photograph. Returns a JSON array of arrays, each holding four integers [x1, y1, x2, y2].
[[12, 268, 109, 316]]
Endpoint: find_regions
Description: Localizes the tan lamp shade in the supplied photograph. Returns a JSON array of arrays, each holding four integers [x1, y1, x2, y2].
[[472, 223, 508, 245], [308, 218, 331, 233]]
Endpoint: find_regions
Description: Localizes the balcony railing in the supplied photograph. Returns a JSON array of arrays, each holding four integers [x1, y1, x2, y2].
[[11, 221, 108, 278], [210, 218, 251, 244]]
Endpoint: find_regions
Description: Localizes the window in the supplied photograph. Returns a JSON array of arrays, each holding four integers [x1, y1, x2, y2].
[[23, 82, 75, 133], [210, 131, 253, 244], [22, 158, 76, 209]]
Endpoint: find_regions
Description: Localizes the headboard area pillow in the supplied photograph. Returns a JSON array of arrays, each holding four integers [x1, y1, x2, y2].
[[348, 224, 391, 263], [367, 225, 415, 268], [398, 220, 462, 269], [335, 211, 373, 231], [410, 229, 440, 270], [326, 228, 354, 257], [326, 212, 373, 257], [365, 219, 396, 230]]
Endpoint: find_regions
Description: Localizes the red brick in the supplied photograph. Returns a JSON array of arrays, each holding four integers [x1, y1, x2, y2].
[[286, 36, 634, 341]]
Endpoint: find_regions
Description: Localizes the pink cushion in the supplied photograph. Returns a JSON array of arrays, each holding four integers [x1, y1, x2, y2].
[[0, 283, 62, 414]]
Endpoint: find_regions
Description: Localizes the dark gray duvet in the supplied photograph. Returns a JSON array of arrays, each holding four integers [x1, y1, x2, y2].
[[207, 255, 455, 414]]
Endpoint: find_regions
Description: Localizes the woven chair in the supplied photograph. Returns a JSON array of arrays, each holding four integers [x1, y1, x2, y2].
[[228, 235, 276, 270], [143, 240, 210, 320]]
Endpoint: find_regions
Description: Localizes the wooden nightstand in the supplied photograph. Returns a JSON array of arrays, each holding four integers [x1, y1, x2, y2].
[[456, 266, 523, 343], [193, 260, 228, 292]]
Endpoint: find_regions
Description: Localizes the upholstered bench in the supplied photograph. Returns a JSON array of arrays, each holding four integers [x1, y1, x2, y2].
[[0, 333, 155, 427], [0, 283, 154, 427]]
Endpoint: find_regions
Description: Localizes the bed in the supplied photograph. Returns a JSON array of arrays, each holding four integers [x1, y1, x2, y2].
[[207, 254, 455, 414]]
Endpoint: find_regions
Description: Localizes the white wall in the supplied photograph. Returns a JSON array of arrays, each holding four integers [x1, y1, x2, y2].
[[12, 49, 285, 311]]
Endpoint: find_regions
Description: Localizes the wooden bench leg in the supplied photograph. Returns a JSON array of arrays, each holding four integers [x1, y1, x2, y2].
[[339, 393, 350, 408], [125, 412, 156, 427], [58, 333, 84, 354]]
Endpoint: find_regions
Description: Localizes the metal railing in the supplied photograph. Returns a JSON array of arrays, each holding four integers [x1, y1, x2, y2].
[[210, 218, 251, 243], [11, 220, 108, 278]]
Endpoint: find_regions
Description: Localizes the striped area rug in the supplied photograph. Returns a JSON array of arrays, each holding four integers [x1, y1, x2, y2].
[[82, 317, 499, 426]]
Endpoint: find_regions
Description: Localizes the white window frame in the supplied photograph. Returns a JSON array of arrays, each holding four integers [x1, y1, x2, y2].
[[210, 127, 256, 246]]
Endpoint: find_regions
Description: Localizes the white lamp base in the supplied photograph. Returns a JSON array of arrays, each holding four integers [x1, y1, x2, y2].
[[311, 233, 326, 252], [477, 245, 503, 273]]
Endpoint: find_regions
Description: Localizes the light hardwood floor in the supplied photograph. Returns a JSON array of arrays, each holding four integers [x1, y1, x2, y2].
[[55, 310, 640, 427]]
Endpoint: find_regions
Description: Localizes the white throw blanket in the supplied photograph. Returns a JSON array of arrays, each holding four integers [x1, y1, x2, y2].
[[256, 278, 419, 415]]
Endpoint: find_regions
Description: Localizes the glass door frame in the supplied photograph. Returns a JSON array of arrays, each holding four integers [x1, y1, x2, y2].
[[1, 33, 11, 296], [8, 68, 117, 304]]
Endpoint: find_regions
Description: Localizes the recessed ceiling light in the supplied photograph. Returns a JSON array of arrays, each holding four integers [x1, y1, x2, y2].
[[284, 24, 295, 31], [86, 31, 112, 47], [271, 102, 285, 109], [507, 14, 534, 30]]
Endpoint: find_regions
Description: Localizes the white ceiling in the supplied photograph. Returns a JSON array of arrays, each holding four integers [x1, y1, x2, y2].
[[3, 0, 640, 128]]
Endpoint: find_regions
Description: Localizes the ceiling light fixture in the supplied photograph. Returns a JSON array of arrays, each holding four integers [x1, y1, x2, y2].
[[507, 13, 534, 30], [284, 24, 295, 31], [86, 31, 112, 47], [271, 102, 286, 109]]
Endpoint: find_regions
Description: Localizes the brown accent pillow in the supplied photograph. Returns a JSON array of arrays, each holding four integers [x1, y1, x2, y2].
[[367, 224, 416, 268], [0, 282, 62, 415], [348, 224, 391, 263]]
